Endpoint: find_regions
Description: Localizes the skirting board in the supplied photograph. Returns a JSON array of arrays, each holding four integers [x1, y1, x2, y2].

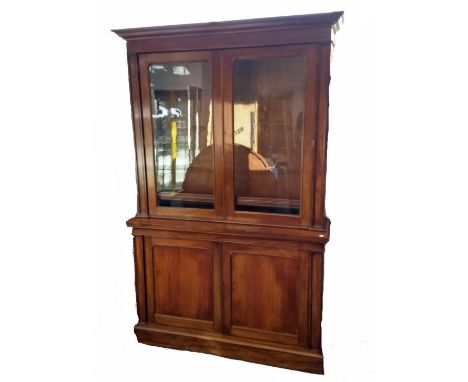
[[135, 323, 324, 374]]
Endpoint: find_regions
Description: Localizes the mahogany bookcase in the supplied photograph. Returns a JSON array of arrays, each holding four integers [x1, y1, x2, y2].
[[113, 11, 343, 374]]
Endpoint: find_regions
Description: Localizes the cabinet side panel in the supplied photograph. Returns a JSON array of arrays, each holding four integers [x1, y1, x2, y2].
[[133, 235, 146, 321], [310, 252, 324, 349], [138, 54, 158, 215], [313, 44, 331, 226], [300, 45, 319, 227], [128, 54, 148, 216], [144, 236, 155, 321]]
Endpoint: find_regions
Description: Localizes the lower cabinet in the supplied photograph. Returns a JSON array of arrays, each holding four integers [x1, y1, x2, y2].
[[138, 235, 314, 349], [134, 234, 325, 373]]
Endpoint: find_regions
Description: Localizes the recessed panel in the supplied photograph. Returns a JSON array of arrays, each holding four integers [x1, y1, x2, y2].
[[231, 252, 299, 334], [153, 245, 213, 321]]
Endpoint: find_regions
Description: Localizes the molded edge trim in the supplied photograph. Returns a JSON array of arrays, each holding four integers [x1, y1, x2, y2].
[[126, 216, 330, 243], [112, 12, 343, 41], [135, 323, 324, 374]]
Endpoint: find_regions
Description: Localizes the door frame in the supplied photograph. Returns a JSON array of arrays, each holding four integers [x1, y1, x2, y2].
[[221, 44, 319, 227], [138, 50, 224, 219]]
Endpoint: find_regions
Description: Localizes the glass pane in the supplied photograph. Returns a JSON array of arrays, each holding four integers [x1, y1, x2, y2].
[[149, 61, 213, 209], [233, 56, 305, 215]]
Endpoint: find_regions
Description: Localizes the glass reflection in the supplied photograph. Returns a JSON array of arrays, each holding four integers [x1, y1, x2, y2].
[[149, 61, 213, 208], [232, 56, 305, 215]]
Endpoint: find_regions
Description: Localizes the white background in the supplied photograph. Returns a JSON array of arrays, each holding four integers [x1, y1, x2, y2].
[[0, 0, 467, 381]]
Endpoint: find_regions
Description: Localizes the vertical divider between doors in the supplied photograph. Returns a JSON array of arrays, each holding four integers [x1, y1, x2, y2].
[[212, 50, 225, 218], [222, 51, 235, 218]]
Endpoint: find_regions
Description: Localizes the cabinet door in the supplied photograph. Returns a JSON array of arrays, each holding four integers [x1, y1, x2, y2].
[[222, 45, 318, 226], [144, 237, 221, 332], [139, 51, 224, 218], [222, 244, 309, 346]]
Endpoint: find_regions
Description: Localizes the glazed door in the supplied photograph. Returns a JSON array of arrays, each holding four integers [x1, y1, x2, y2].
[[222, 45, 319, 226], [139, 51, 224, 218], [144, 236, 222, 332], [222, 243, 309, 346]]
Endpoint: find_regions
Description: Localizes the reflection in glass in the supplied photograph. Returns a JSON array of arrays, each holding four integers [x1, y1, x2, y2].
[[233, 56, 305, 215], [149, 61, 213, 208]]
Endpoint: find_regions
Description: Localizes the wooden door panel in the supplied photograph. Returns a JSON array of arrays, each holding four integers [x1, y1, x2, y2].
[[222, 244, 309, 346], [145, 237, 220, 331], [231, 253, 298, 334], [154, 246, 213, 320]]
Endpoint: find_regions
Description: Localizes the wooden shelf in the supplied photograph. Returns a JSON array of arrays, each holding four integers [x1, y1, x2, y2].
[[159, 191, 299, 209]]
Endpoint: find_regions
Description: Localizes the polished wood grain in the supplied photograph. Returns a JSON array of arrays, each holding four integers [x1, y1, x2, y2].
[[135, 323, 324, 374], [212, 50, 225, 218], [222, 47, 235, 219], [144, 236, 155, 323], [213, 243, 223, 332], [113, 12, 343, 39], [115, 11, 342, 374], [127, 55, 148, 217], [133, 235, 146, 321], [143, 237, 221, 332], [133, 228, 325, 252], [153, 246, 213, 320], [222, 244, 309, 347], [297, 251, 311, 348], [310, 252, 324, 349], [154, 314, 213, 332], [231, 252, 298, 333], [128, 216, 330, 244], [313, 44, 332, 227], [113, 12, 343, 54], [300, 46, 319, 226]]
